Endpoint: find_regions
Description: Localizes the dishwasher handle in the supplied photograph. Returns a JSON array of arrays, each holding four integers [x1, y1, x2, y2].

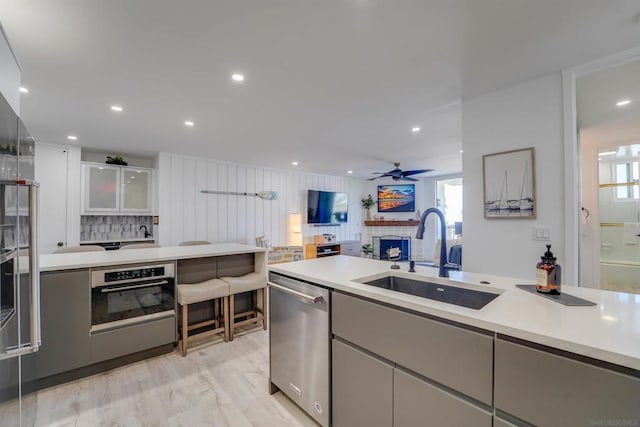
[[268, 282, 324, 304]]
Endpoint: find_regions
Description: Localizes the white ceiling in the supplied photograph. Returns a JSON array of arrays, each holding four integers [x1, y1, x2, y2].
[[2, 0, 640, 179], [578, 58, 640, 148]]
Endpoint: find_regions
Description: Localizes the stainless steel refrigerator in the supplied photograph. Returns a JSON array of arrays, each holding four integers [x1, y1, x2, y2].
[[0, 90, 40, 425]]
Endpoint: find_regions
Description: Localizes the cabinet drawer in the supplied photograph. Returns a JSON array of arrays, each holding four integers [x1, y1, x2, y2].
[[394, 368, 492, 427], [91, 315, 175, 363], [332, 292, 493, 405], [332, 339, 393, 427], [495, 338, 640, 426]]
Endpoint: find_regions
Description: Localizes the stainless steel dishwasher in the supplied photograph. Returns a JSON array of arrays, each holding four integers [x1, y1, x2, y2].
[[268, 272, 330, 427]]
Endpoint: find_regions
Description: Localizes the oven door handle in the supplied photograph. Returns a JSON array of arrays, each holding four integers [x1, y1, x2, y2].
[[100, 280, 169, 293]]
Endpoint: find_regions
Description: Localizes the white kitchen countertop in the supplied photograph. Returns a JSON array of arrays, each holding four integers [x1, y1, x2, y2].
[[39, 243, 266, 271], [79, 238, 155, 244], [269, 256, 640, 371]]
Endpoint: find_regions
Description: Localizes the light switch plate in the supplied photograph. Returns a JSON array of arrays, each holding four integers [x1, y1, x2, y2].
[[532, 226, 551, 241]]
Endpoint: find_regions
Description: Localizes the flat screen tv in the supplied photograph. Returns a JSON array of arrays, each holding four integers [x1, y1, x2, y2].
[[377, 184, 415, 212], [307, 190, 348, 224]]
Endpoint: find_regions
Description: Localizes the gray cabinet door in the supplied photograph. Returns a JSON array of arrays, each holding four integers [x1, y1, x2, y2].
[[333, 292, 493, 405], [339, 241, 360, 257], [34, 270, 92, 379], [332, 339, 393, 427], [493, 416, 519, 427], [495, 338, 640, 426], [394, 368, 492, 427]]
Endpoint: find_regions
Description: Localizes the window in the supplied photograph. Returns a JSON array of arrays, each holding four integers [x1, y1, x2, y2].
[[615, 161, 639, 200], [436, 177, 463, 239]]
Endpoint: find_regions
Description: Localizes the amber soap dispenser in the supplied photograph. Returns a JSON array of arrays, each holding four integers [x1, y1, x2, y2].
[[536, 244, 561, 294]]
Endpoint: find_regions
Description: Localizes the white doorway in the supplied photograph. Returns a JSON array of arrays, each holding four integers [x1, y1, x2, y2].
[[575, 57, 640, 293]]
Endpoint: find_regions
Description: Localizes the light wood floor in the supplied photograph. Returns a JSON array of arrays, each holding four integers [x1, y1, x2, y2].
[[1, 328, 318, 427]]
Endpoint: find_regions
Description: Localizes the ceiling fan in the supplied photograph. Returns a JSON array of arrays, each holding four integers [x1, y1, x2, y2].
[[368, 162, 433, 181]]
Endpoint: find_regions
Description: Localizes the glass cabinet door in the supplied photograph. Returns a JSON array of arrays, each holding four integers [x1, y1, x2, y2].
[[120, 168, 151, 212], [85, 164, 119, 212]]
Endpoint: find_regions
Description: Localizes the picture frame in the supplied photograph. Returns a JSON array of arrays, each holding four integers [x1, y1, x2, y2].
[[377, 184, 415, 213], [482, 147, 536, 219]]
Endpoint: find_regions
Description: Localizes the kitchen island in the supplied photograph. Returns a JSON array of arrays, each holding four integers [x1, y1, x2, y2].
[[268, 255, 640, 427], [14, 243, 266, 399], [38, 242, 267, 272]]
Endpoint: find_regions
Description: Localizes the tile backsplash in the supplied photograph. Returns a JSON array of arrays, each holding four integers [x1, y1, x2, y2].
[[81, 215, 153, 242]]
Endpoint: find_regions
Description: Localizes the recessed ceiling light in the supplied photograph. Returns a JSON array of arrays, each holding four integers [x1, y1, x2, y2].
[[67, 135, 78, 141], [347, 170, 353, 174], [184, 120, 195, 127], [598, 150, 617, 156], [411, 126, 421, 133], [459, 150, 464, 153], [19, 86, 29, 93], [231, 73, 245, 82], [616, 99, 631, 107], [110, 105, 123, 112], [292, 161, 299, 166]]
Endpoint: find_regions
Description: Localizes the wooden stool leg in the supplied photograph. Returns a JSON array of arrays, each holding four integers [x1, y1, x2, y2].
[[181, 304, 188, 357], [252, 290, 257, 319], [214, 298, 220, 328], [229, 294, 235, 341], [223, 296, 230, 342], [262, 287, 268, 331]]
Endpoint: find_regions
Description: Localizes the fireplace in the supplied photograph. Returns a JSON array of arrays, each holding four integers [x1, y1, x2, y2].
[[373, 235, 411, 261]]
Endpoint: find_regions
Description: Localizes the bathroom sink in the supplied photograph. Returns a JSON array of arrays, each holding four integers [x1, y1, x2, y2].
[[355, 274, 501, 310]]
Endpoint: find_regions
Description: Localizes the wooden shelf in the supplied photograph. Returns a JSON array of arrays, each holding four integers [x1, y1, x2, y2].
[[364, 220, 420, 226]]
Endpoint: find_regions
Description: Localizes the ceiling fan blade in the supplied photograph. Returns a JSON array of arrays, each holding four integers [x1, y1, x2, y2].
[[402, 169, 434, 176], [368, 173, 393, 180], [388, 169, 404, 177], [401, 176, 419, 182]]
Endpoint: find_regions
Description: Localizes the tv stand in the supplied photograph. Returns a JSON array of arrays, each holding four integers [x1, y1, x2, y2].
[[304, 241, 361, 259]]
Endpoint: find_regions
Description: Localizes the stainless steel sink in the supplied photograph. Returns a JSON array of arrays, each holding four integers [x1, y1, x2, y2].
[[355, 274, 501, 310]]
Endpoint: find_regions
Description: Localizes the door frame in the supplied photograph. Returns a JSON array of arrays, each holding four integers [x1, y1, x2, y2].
[[562, 46, 640, 286]]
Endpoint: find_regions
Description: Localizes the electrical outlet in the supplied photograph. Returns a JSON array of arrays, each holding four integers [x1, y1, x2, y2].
[[532, 226, 551, 241]]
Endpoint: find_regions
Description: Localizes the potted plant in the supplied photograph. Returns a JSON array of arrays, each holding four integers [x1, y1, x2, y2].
[[361, 194, 375, 220], [105, 155, 128, 166], [361, 243, 373, 258]]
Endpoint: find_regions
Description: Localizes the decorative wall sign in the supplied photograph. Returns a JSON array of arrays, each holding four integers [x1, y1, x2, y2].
[[483, 147, 536, 219]]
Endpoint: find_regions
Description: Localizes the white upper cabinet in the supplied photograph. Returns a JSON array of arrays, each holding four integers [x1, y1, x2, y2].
[[0, 25, 21, 114], [82, 162, 153, 214], [120, 168, 151, 212]]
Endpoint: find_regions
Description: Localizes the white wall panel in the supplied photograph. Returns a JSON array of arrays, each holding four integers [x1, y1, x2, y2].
[[462, 73, 564, 280], [157, 153, 366, 247]]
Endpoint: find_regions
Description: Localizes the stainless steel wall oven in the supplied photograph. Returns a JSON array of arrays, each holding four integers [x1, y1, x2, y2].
[[90, 263, 175, 333]]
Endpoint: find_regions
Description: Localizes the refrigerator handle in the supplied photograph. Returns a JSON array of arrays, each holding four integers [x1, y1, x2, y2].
[[28, 183, 41, 350]]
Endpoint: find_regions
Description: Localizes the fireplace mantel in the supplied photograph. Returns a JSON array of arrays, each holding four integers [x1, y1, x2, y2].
[[364, 220, 420, 226]]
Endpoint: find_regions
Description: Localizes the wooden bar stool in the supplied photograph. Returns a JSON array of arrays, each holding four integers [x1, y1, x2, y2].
[[220, 272, 267, 340], [176, 278, 230, 356]]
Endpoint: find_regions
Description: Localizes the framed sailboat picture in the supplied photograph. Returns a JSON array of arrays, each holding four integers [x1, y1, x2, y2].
[[483, 147, 536, 219]]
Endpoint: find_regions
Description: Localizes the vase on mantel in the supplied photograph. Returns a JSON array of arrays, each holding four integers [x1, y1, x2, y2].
[[365, 209, 371, 221]]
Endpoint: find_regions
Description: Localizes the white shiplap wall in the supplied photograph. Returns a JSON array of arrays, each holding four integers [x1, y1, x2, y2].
[[157, 152, 366, 247]]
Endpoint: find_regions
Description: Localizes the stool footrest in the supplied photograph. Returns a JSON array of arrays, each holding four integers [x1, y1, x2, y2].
[[185, 326, 226, 345], [232, 314, 264, 329], [187, 318, 219, 332]]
